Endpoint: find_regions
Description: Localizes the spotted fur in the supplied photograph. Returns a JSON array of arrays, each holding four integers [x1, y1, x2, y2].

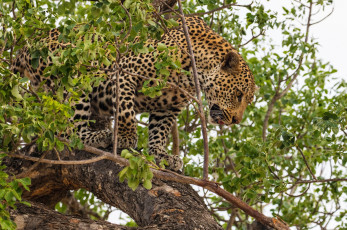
[[12, 17, 255, 171]]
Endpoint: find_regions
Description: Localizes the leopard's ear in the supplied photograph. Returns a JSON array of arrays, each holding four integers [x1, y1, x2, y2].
[[221, 51, 240, 74]]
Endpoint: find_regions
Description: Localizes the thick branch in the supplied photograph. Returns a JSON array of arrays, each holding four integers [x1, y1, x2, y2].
[[10, 202, 132, 230], [5, 146, 222, 229], [6, 143, 289, 230]]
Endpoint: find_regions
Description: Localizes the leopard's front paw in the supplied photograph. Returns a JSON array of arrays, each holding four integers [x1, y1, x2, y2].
[[80, 129, 113, 149], [117, 134, 138, 150], [150, 148, 183, 172]]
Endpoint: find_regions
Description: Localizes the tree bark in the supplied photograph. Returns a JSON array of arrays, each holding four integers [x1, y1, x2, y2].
[[4, 146, 222, 230], [10, 202, 132, 230]]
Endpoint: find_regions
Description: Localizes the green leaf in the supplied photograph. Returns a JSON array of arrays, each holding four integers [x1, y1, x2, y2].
[[322, 112, 338, 120], [4, 191, 14, 203], [147, 170, 153, 180], [128, 178, 139, 191], [124, 152, 134, 159], [102, 57, 111, 66], [167, 18, 179, 27], [160, 68, 170, 77], [77, 140, 84, 150], [118, 167, 129, 183], [129, 158, 137, 169], [121, 149, 130, 157], [157, 43, 167, 51], [32, 58, 40, 69], [18, 178, 31, 191], [56, 140, 65, 151], [11, 85, 22, 100], [123, 0, 132, 8], [244, 157, 251, 163], [20, 201, 31, 207], [45, 130, 55, 142], [143, 179, 152, 190]]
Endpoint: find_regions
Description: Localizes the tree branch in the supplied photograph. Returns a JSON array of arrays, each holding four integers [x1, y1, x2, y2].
[[5, 146, 223, 229], [262, 2, 313, 141], [177, 0, 210, 181], [296, 145, 317, 181], [185, 3, 253, 17], [6, 142, 290, 230], [10, 202, 133, 230]]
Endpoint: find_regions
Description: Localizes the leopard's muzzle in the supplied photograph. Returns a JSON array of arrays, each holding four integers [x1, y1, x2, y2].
[[209, 104, 240, 125]]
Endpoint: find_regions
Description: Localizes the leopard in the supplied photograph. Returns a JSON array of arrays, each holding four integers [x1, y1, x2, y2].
[[12, 17, 256, 171]]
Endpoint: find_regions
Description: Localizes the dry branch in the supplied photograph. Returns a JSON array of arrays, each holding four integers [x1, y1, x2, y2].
[[177, 0, 210, 181], [262, 2, 314, 141]]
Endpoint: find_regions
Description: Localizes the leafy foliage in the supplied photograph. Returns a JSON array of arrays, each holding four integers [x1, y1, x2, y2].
[[0, 155, 31, 230], [119, 149, 154, 191]]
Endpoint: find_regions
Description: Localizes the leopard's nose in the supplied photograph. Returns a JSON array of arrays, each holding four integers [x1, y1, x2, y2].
[[232, 116, 240, 124]]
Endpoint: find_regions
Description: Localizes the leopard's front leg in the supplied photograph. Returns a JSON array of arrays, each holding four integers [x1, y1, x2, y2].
[[148, 110, 182, 171], [73, 95, 113, 149], [112, 83, 138, 151]]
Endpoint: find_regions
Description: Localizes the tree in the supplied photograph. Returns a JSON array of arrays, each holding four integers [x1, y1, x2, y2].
[[1, 0, 346, 229]]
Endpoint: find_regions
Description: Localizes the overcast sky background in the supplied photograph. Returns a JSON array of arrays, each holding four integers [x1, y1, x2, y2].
[[267, 0, 347, 86], [108, 1, 346, 228], [310, 0, 347, 83]]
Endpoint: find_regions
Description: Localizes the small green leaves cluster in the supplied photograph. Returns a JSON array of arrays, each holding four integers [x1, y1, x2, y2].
[[0, 68, 77, 152], [119, 149, 154, 191], [0, 156, 31, 230]]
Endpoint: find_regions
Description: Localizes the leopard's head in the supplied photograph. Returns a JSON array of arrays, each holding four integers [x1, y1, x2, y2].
[[204, 51, 256, 126]]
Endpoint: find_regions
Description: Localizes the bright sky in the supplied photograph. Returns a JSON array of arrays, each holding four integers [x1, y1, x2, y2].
[[311, 0, 347, 83], [267, 0, 347, 85]]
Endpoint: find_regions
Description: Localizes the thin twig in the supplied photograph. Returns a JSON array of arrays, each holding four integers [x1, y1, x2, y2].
[[171, 120, 180, 156], [12, 0, 17, 20], [14, 150, 48, 179], [185, 3, 253, 17], [226, 209, 237, 230], [1, 58, 11, 65], [113, 69, 120, 155], [296, 145, 317, 180], [238, 29, 265, 48], [120, 2, 132, 45], [0, 38, 7, 57], [177, 0, 210, 181], [262, 2, 313, 141], [295, 178, 347, 184], [309, 7, 334, 26], [153, 11, 191, 58], [53, 147, 61, 160], [285, 183, 310, 197]]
